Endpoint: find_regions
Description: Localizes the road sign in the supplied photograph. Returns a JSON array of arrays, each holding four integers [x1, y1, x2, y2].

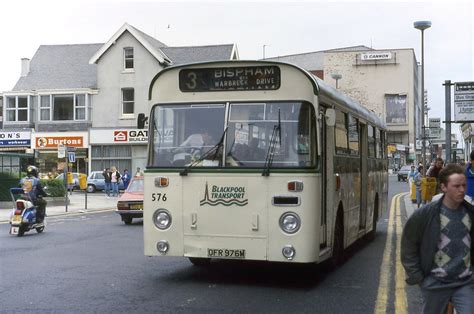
[[454, 81, 474, 121], [58, 145, 66, 158], [68, 152, 76, 163]]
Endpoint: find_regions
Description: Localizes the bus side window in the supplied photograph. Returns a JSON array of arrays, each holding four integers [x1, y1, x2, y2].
[[335, 110, 348, 155], [368, 125, 376, 158]]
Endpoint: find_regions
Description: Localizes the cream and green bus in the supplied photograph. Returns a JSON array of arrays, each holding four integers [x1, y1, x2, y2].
[[142, 60, 388, 266]]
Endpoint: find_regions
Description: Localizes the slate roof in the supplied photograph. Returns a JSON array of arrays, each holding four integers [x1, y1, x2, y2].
[[161, 44, 236, 65], [13, 44, 102, 91]]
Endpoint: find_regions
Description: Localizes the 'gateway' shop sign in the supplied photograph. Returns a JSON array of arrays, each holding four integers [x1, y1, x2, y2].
[[89, 129, 148, 144]]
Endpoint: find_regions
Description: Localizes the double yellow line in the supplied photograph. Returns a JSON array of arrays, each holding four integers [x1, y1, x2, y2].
[[375, 192, 408, 314]]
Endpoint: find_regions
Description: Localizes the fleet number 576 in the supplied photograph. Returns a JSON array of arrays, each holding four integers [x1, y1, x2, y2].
[[151, 193, 167, 202]]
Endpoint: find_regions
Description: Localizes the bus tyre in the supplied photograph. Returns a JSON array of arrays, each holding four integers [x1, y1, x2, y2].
[[330, 214, 344, 268], [188, 257, 211, 266]]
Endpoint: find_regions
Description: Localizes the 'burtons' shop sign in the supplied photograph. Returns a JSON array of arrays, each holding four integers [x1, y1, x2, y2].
[[36, 136, 84, 149]]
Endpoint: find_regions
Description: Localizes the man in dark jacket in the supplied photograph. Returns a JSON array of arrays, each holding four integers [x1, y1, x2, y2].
[[401, 163, 474, 313], [102, 168, 111, 198]]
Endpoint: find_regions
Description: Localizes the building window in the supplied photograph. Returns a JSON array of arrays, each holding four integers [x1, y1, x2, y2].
[[75, 94, 86, 120], [40, 94, 87, 121], [124, 47, 134, 70], [122, 88, 134, 115], [5, 96, 28, 122], [40, 95, 51, 121]]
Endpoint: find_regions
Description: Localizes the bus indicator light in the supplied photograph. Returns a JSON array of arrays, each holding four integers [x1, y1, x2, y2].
[[288, 181, 303, 192], [155, 177, 169, 187]]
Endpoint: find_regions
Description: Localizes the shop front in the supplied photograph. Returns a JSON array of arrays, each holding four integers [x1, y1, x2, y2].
[[89, 129, 147, 175], [0, 130, 34, 176], [31, 132, 88, 176]]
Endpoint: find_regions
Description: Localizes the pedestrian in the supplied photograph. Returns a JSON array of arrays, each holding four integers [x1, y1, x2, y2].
[[102, 168, 111, 198], [122, 169, 131, 190], [110, 166, 121, 197], [465, 151, 474, 202], [414, 165, 423, 208], [401, 163, 474, 313], [427, 157, 444, 194], [135, 167, 143, 176]]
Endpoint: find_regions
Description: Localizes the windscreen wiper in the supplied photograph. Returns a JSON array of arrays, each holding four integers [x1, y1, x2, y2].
[[262, 110, 281, 176], [180, 127, 228, 176]]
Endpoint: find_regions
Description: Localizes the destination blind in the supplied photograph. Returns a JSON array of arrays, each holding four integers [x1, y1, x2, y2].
[[179, 66, 281, 92]]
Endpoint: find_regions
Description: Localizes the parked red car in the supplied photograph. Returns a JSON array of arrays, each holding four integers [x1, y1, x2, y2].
[[115, 176, 144, 224]]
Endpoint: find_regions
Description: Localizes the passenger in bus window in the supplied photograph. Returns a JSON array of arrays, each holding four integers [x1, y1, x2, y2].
[[175, 129, 214, 154]]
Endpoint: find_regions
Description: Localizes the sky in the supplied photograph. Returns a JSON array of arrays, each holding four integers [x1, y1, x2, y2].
[[1, 0, 473, 137]]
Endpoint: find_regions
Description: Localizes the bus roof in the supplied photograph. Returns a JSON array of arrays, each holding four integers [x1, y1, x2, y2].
[[149, 60, 386, 129]]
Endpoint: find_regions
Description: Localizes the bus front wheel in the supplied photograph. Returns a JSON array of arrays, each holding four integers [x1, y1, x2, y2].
[[330, 213, 344, 268]]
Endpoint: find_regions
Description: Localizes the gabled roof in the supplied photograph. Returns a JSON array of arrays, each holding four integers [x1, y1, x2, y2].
[[13, 44, 103, 91], [89, 23, 171, 65], [161, 44, 238, 65]]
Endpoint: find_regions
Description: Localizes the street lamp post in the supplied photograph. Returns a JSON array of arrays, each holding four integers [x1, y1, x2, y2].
[[414, 20, 432, 175], [331, 73, 342, 89], [263, 44, 269, 59]]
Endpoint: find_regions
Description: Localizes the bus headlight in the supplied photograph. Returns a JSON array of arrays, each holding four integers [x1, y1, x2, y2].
[[279, 212, 301, 234], [153, 209, 172, 230], [157, 240, 169, 254], [282, 245, 296, 260]]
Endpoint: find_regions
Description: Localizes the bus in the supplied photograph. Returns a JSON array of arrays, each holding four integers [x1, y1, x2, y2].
[[142, 60, 388, 265]]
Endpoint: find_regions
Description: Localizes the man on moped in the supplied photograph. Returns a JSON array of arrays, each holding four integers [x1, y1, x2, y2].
[[19, 165, 47, 223]]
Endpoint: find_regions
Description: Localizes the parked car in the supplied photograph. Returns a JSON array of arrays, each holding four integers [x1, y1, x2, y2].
[[397, 165, 412, 182], [86, 171, 124, 193], [115, 176, 144, 224], [55, 172, 84, 191]]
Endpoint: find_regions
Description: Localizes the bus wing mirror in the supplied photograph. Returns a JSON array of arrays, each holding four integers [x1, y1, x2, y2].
[[325, 109, 336, 126], [137, 113, 148, 129]]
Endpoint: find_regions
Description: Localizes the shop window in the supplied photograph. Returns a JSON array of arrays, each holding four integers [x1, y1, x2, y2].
[[91, 145, 132, 172]]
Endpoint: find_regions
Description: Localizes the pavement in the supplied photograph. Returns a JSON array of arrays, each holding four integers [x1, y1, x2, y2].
[[0, 190, 119, 223]]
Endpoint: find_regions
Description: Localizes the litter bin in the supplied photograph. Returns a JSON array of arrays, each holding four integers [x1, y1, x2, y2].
[[79, 173, 87, 190], [411, 181, 417, 203], [67, 172, 74, 185], [421, 177, 437, 202]]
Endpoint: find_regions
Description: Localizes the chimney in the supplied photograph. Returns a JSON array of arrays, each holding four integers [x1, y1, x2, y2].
[[21, 58, 30, 76]]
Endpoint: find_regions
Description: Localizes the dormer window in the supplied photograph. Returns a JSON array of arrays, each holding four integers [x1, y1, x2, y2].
[[124, 47, 134, 70]]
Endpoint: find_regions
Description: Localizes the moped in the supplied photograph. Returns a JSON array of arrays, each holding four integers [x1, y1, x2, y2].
[[9, 188, 45, 237]]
